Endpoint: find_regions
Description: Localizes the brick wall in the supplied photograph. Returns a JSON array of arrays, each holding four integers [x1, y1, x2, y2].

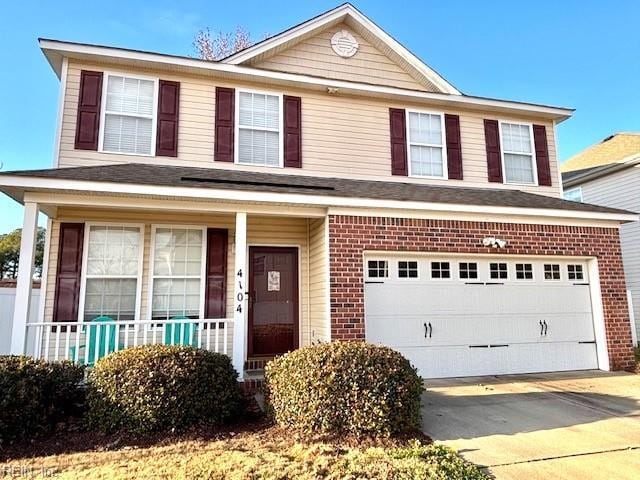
[[329, 215, 635, 371]]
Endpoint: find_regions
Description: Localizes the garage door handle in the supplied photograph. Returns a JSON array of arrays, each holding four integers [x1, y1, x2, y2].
[[424, 322, 432, 339], [539, 320, 544, 335], [543, 320, 548, 335]]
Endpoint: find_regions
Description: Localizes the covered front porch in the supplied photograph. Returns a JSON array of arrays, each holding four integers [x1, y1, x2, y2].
[[10, 192, 330, 379]]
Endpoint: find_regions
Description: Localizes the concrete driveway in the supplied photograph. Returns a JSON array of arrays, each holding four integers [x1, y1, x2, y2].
[[421, 370, 640, 479]]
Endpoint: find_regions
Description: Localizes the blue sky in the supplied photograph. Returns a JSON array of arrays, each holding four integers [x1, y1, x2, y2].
[[1, 0, 639, 232]]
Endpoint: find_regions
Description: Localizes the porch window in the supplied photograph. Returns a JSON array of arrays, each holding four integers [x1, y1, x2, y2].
[[151, 227, 205, 320], [407, 110, 446, 178], [101, 74, 157, 155], [83, 225, 142, 321], [500, 122, 536, 184], [237, 90, 282, 167]]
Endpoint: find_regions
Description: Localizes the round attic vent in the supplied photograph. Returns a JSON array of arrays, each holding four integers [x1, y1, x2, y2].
[[331, 30, 359, 58]]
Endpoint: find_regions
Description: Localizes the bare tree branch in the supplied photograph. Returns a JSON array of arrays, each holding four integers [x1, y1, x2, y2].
[[193, 26, 255, 61]]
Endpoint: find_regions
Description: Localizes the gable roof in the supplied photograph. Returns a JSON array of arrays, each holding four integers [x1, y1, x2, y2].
[[0, 164, 634, 220], [560, 132, 640, 173], [221, 3, 461, 95]]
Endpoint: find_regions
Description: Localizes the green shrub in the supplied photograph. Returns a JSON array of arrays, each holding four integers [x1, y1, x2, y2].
[[265, 341, 423, 437], [87, 345, 243, 434], [0, 356, 84, 444]]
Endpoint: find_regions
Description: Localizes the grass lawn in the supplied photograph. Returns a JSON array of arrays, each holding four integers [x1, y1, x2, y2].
[[635, 346, 640, 373], [0, 424, 488, 479]]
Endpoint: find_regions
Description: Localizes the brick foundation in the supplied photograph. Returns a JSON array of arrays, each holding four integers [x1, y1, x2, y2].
[[329, 215, 635, 371]]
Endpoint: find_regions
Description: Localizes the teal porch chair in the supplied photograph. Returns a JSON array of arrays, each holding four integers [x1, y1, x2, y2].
[[69, 316, 120, 365], [164, 315, 199, 347]]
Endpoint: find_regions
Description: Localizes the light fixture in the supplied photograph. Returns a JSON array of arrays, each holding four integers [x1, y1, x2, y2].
[[482, 237, 507, 248]]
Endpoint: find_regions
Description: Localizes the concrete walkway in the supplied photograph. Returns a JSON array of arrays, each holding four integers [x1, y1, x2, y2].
[[421, 370, 640, 479]]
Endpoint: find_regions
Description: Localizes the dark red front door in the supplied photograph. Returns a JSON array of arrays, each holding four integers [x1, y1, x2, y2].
[[248, 247, 299, 356]]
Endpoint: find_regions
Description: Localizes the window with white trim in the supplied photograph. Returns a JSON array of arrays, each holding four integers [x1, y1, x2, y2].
[[563, 187, 583, 202], [431, 261, 451, 279], [367, 260, 388, 279], [407, 111, 446, 178], [83, 225, 142, 321], [459, 262, 478, 279], [500, 122, 535, 184], [489, 262, 508, 280], [398, 261, 418, 278], [544, 264, 561, 280], [237, 91, 281, 167], [101, 74, 156, 155], [567, 264, 584, 281], [151, 227, 204, 320], [515, 263, 533, 280]]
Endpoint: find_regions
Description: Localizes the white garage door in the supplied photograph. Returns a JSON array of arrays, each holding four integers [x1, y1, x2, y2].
[[364, 256, 599, 378]]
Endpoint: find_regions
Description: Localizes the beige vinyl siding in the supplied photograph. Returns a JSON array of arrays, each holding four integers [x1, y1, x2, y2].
[[57, 60, 560, 197], [308, 217, 330, 342], [578, 165, 640, 341], [43, 210, 321, 350], [249, 23, 432, 92]]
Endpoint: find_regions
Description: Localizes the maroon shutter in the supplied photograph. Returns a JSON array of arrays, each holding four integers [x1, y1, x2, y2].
[[533, 124, 552, 186], [283, 95, 302, 168], [53, 223, 84, 322], [444, 114, 463, 180], [484, 119, 503, 183], [389, 108, 408, 176], [205, 229, 228, 318], [156, 80, 180, 157], [74, 71, 103, 150], [214, 87, 235, 162]]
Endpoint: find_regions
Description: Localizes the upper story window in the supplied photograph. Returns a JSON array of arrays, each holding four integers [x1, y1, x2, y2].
[[100, 74, 157, 156], [237, 90, 282, 167], [563, 187, 583, 202], [500, 122, 536, 185], [407, 111, 447, 178]]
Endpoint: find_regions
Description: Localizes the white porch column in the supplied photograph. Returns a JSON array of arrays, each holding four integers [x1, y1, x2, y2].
[[11, 202, 39, 355], [232, 212, 247, 379]]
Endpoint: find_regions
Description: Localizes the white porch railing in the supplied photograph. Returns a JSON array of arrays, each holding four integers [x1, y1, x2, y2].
[[24, 318, 234, 366]]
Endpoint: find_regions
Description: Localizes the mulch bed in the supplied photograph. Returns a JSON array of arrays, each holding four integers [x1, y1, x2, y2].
[[1, 417, 431, 463]]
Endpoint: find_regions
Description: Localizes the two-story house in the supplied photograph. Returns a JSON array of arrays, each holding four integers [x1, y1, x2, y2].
[[0, 4, 636, 381]]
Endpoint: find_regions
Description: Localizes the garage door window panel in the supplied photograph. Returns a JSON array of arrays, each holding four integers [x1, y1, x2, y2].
[[515, 263, 533, 280], [568, 264, 584, 281], [367, 260, 388, 279], [544, 264, 561, 281], [431, 261, 451, 279], [489, 262, 508, 280], [459, 262, 478, 280], [398, 261, 419, 279]]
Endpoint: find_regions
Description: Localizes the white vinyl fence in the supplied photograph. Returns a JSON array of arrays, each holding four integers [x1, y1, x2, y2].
[[0, 287, 40, 355]]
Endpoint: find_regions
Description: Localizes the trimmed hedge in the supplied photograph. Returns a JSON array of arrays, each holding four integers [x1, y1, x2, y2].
[[0, 356, 84, 444], [265, 341, 423, 437], [87, 345, 243, 434]]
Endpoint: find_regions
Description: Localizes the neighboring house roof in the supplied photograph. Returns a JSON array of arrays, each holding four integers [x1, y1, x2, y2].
[[560, 132, 640, 173], [0, 163, 632, 216], [220, 3, 460, 95], [562, 157, 640, 188]]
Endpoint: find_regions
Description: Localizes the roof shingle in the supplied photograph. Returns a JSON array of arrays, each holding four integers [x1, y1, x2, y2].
[[0, 163, 633, 216]]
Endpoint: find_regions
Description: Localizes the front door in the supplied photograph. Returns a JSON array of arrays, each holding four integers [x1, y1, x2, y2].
[[248, 247, 299, 356]]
